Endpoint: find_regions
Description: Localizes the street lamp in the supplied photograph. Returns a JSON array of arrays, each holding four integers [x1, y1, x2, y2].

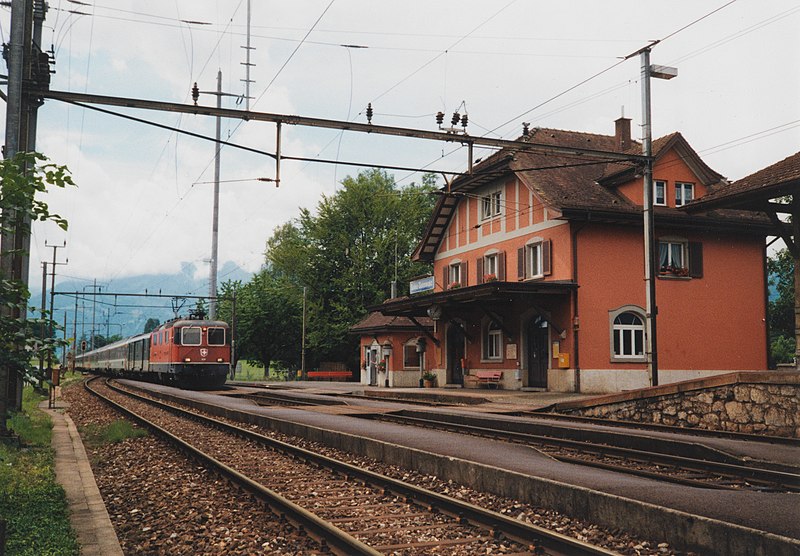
[[638, 45, 677, 387]]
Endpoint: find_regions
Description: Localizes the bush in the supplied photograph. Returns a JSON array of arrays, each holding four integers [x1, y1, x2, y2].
[[0, 388, 78, 555], [771, 334, 796, 365]]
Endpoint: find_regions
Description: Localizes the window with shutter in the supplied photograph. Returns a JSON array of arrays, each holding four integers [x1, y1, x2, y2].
[[688, 242, 703, 278]]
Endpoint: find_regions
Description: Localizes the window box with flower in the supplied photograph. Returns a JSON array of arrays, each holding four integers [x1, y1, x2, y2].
[[483, 273, 498, 282], [448, 281, 462, 290], [659, 265, 689, 277]]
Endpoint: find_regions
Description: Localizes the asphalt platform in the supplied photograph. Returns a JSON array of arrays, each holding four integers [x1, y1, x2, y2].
[[41, 399, 124, 556]]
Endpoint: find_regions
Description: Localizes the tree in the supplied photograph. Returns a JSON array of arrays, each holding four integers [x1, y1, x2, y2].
[[92, 334, 123, 349], [1, 152, 74, 433], [266, 169, 437, 369], [217, 271, 302, 372], [768, 248, 795, 365], [143, 318, 160, 333]]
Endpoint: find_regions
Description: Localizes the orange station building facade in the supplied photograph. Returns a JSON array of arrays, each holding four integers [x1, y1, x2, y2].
[[372, 119, 772, 393]]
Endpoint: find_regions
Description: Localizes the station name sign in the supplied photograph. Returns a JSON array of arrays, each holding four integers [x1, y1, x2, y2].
[[409, 275, 435, 295]]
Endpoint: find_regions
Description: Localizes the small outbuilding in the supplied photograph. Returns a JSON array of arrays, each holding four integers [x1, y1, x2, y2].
[[350, 312, 433, 387]]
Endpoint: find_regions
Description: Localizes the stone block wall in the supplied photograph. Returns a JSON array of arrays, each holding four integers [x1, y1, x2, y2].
[[567, 382, 800, 438]]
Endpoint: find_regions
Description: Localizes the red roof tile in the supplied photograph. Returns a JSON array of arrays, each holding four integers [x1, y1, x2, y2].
[[686, 151, 800, 211]]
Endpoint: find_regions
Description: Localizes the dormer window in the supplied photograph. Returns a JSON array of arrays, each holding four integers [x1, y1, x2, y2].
[[675, 182, 694, 206]]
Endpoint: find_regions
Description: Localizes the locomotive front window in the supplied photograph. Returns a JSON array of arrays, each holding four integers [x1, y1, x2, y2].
[[181, 327, 202, 346], [208, 327, 226, 346]]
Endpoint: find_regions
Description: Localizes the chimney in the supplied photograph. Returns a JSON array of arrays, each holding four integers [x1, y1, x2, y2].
[[615, 117, 631, 151]]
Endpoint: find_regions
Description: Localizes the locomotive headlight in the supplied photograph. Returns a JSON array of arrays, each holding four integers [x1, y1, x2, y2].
[[184, 357, 191, 362], [216, 358, 223, 362]]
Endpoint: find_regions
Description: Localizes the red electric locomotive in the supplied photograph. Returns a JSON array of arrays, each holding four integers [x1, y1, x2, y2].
[[76, 311, 231, 389]]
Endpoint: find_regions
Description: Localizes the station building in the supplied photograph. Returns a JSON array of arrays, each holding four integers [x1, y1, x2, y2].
[[363, 118, 773, 393]]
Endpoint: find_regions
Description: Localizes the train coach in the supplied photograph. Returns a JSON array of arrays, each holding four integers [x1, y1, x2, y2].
[[76, 313, 231, 389]]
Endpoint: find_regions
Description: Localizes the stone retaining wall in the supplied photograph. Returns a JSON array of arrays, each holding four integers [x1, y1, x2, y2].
[[568, 383, 800, 438]]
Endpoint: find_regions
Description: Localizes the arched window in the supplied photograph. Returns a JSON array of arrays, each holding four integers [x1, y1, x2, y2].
[[609, 307, 646, 362]]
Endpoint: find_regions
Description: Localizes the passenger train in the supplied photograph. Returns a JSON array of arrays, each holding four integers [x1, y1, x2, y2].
[[75, 312, 231, 389]]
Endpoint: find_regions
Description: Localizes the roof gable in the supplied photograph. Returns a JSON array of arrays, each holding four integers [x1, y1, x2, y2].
[[686, 150, 800, 211], [599, 132, 724, 188]]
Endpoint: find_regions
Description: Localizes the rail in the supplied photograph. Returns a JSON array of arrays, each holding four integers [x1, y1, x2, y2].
[[359, 412, 800, 492], [93, 378, 616, 556]]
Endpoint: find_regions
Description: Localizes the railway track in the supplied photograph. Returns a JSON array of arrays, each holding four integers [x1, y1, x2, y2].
[[356, 411, 800, 493], [86, 378, 615, 556], [518, 410, 800, 447]]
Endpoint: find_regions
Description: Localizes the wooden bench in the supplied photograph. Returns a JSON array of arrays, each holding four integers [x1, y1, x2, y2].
[[474, 370, 502, 389], [306, 370, 353, 381]]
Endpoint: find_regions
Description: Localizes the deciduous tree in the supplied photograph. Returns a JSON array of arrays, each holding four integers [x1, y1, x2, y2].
[[1, 152, 74, 433]]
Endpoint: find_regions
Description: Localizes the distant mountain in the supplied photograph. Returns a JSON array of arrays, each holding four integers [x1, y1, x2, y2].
[[30, 261, 253, 341]]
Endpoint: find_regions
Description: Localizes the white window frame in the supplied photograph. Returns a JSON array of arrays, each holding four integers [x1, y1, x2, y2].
[[484, 322, 503, 361], [449, 263, 461, 285], [481, 189, 502, 220], [675, 182, 694, 206], [181, 326, 202, 346], [658, 239, 686, 274], [654, 180, 666, 206], [484, 253, 498, 279], [527, 242, 543, 279], [609, 306, 646, 362]]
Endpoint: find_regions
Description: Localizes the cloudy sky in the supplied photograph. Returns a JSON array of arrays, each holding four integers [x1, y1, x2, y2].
[[2, 0, 798, 294]]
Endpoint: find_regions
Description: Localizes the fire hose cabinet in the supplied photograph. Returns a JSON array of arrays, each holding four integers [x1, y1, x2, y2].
[[558, 353, 570, 369]]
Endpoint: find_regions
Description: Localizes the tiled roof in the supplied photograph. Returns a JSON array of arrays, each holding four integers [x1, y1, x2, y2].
[[412, 125, 770, 261], [685, 151, 800, 211], [349, 311, 433, 334]]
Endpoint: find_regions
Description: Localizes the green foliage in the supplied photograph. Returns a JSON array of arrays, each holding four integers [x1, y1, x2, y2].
[[263, 169, 437, 369], [0, 445, 79, 556], [770, 335, 796, 365], [80, 420, 147, 448], [91, 333, 123, 349], [217, 271, 302, 371], [7, 388, 52, 446], [0, 152, 75, 389], [143, 317, 161, 333], [768, 248, 796, 365], [0, 386, 79, 555]]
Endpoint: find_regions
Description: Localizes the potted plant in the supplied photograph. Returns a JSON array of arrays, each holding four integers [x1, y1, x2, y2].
[[448, 281, 461, 290], [422, 371, 436, 388], [483, 273, 498, 282]]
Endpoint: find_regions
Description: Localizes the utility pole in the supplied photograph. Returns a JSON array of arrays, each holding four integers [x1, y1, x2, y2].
[[38, 261, 47, 387], [301, 286, 307, 380], [240, 0, 255, 112], [640, 48, 658, 388], [0, 0, 50, 428], [71, 294, 78, 372], [46, 240, 67, 377], [193, 71, 238, 320], [636, 44, 677, 387]]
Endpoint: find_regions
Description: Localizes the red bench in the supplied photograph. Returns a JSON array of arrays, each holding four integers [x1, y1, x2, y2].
[[306, 370, 353, 381], [474, 371, 502, 388]]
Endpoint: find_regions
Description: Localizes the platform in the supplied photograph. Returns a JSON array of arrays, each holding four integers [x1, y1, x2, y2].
[[41, 401, 124, 556]]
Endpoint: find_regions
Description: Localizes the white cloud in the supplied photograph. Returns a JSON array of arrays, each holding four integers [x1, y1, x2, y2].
[[5, 0, 799, 287]]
